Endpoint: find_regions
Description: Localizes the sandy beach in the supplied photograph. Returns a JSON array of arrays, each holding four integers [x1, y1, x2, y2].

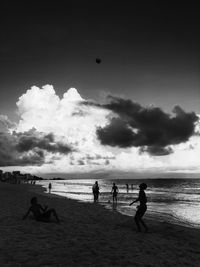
[[0, 182, 200, 267]]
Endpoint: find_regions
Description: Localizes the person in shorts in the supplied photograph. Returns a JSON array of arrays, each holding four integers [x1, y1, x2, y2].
[[129, 183, 148, 232], [23, 197, 60, 223], [111, 183, 119, 203]]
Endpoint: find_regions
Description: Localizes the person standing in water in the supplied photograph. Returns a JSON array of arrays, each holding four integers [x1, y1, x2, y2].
[[48, 182, 52, 193], [92, 181, 100, 203], [111, 183, 119, 203], [126, 183, 129, 192], [129, 183, 148, 232]]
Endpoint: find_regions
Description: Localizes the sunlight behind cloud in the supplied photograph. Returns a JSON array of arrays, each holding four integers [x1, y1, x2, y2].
[[0, 85, 199, 175]]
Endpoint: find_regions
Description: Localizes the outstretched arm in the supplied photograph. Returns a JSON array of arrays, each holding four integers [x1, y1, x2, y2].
[[22, 208, 31, 220], [129, 197, 139, 206]]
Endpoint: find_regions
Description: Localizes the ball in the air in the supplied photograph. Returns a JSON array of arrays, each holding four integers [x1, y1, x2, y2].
[[96, 58, 101, 64]]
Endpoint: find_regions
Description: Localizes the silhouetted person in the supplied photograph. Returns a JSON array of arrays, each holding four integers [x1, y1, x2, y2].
[[129, 183, 148, 232], [111, 183, 119, 203], [23, 197, 60, 223], [126, 183, 129, 192], [92, 181, 100, 202], [48, 182, 52, 193]]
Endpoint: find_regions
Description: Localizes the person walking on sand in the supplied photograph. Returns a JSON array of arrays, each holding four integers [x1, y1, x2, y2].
[[48, 182, 52, 193], [111, 183, 119, 203], [92, 181, 100, 203], [129, 183, 148, 232], [22, 197, 60, 223]]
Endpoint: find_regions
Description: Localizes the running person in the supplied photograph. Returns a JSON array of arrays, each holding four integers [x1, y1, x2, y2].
[[129, 183, 148, 232]]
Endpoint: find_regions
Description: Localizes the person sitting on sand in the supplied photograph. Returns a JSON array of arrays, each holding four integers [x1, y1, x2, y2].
[[111, 183, 119, 203], [92, 181, 100, 203], [129, 183, 148, 232], [22, 197, 60, 223]]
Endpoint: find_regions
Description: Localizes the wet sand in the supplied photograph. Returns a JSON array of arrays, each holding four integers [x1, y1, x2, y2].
[[0, 181, 200, 266]]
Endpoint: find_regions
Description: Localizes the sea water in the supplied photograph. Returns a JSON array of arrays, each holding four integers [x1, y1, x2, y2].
[[38, 177, 200, 228]]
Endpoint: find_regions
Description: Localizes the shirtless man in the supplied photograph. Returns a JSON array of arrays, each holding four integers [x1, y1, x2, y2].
[[129, 183, 148, 232], [23, 197, 59, 223]]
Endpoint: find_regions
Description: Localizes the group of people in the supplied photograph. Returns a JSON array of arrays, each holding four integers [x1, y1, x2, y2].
[[23, 181, 148, 232], [92, 181, 119, 203], [92, 181, 148, 232]]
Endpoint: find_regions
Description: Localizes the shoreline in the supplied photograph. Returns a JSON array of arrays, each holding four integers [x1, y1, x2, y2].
[[1, 181, 200, 266], [38, 180, 200, 230]]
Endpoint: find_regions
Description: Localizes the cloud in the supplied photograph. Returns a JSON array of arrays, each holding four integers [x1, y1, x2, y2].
[[15, 131, 72, 154], [139, 146, 173, 156], [87, 96, 198, 155], [0, 131, 45, 166], [0, 129, 72, 167], [11, 84, 112, 172], [16, 85, 109, 148], [96, 118, 135, 147], [73, 153, 115, 166], [1, 85, 200, 175], [0, 115, 16, 133]]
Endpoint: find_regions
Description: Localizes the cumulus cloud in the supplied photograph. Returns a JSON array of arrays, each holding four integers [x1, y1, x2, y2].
[[11, 85, 112, 172], [85, 96, 198, 155], [16, 85, 109, 148], [1, 85, 200, 175]]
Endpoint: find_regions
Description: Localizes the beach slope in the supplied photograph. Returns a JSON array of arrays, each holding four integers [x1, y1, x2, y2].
[[0, 182, 200, 267]]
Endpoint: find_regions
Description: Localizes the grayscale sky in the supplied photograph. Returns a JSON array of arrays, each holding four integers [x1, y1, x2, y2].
[[0, 2, 199, 176]]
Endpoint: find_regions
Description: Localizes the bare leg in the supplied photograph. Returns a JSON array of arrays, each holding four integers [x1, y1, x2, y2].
[[48, 208, 60, 223], [134, 215, 141, 232], [139, 218, 148, 232]]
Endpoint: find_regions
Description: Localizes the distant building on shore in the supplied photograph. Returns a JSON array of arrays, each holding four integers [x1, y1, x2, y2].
[[0, 170, 43, 183]]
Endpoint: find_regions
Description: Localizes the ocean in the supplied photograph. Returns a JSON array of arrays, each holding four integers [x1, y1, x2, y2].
[[37, 177, 200, 228]]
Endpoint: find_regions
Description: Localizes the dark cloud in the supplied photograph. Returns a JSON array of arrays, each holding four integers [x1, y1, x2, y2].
[[15, 131, 71, 154], [139, 146, 173, 156], [77, 160, 85, 165], [14, 149, 45, 166], [0, 129, 72, 166], [84, 96, 198, 155], [97, 118, 135, 148]]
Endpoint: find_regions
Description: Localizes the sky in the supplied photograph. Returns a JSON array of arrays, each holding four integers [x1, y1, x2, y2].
[[0, 2, 200, 177]]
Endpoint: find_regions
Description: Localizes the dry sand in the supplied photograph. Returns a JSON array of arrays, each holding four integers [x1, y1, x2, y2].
[[0, 182, 200, 267]]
